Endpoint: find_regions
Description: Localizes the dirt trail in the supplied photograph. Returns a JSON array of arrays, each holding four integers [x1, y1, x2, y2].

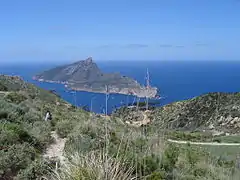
[[43, 131, 66, 163], [0, 91, 9, 94], [168, 139, 240, 146]]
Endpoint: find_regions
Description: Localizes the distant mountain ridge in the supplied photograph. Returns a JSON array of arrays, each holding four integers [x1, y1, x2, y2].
[[33, 57, 158, 98]]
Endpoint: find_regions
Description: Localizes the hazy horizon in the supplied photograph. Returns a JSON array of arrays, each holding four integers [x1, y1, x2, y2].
[[2, 58, 240, 68], [1, 0, 240, 63]]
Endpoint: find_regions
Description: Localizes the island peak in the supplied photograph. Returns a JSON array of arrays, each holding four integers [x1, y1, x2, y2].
[[33, 57, 158, 98]]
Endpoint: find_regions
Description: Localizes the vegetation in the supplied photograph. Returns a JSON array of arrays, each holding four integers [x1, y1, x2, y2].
[[0, 75, 90, 179], [165, 130, 214, 142], [213, 135, 240, 143], [152, 92, 240, 133], [0, 82, 8, 91], [1, 75, 240, 179]]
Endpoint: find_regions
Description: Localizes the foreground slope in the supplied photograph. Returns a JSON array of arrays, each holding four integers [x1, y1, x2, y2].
[[0, 75, 90, 179], [33, 57, 158, 98]]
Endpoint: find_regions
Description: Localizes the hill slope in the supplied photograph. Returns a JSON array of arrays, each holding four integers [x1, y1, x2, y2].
[[1, 76, 240, 179], [33, 57, 158, 98], [152, 92, 240, 133], [113, 92, 240, 134], [0, 75, 90, 179]]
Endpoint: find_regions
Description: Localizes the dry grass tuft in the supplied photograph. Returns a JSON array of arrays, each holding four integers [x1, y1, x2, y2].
[[52, 150, 134, 180]]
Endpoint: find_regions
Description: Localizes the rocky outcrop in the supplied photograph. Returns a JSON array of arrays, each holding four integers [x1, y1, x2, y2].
[[112, 106, 153, 127]]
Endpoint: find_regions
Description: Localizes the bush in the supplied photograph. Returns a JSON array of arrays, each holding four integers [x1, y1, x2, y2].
[[0, 82, 8, 91], [23, 110, 41, 123], [193, 167, 208, 177], [0, 123, 33, 146], [162, 144, 180, 172], [4, 92, 27, 104], [0, 143, 36, 180], [186, 144, 199, 168], [213, 135, 240, 143], [16, 159, 53, 180], [0, 104, 28, 123], [56, 120, 76, 138], [167, 131, 212, 142], [139, 154, 162, 177], [64, 134, 101, 155], [146, 171, 166, 180], [0, 111, 8, 119], [25, 121, 53, 150]]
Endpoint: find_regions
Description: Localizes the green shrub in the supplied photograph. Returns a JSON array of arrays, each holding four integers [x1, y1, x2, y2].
[[0, 100, 26, 122], [4, 92, 27, 104], [64, 134, 101, 155], [0, 123, 33, 145], [0, 125, 19, 145], [56, 120, 75, 138], [186, 144, 199, 168], [167, 131, 212, 142], [0, 143, 36, 179], [133, 137, 148, 153], [0, 111, 8, 119], [162, 144, 179, 172], [23, 111, 41, 123], [25, 121, 53, 150], [16, 159, 53, 180], [139, 154, 162, 176], [146, 171, 166, 180], [217, 156, 235, 168], [193, 167, 208, 177], [213, 135, 240, 143], [213, 138, 221, 143], [0, 83, 8, 91]]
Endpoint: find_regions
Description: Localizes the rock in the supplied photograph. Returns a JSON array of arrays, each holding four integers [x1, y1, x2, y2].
[[209, 124, 214, 130], [212, 131, 225, 136], [218, 116, 224, 124]]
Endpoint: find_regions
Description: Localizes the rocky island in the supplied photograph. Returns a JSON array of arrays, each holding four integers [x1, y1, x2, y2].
[[33, 57, 158, 98]]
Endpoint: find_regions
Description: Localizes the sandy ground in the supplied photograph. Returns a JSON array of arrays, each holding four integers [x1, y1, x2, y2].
[[43, 131, 66, 164]]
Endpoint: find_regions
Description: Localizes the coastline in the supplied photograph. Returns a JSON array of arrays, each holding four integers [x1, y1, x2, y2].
[[32, 77, 158, 98]]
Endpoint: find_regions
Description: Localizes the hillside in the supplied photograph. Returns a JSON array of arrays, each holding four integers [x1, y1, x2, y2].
[[33, 57, 158, 98], [1, 76, 240, 179], [0, 75, 91, 179], [152, 92, 240, 133], [114, 92, 240, 134]]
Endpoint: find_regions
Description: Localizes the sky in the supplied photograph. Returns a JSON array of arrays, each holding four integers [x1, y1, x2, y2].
[[0, 0, 240, 63]]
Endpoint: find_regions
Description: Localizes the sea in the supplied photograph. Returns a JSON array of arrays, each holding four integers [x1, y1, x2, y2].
[[1, 60, 240, 114]]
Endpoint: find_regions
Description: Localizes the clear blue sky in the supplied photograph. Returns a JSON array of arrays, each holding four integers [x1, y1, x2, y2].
[[0, 0, 240, 63]]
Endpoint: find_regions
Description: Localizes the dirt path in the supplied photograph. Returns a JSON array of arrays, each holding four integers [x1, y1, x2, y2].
[[0, 91, 9, 95], [43, 131, 66, 163], [167, 139, 240, 146]]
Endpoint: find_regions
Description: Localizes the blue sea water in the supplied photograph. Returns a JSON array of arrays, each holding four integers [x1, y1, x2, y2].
[[1, 60, 240, 114]]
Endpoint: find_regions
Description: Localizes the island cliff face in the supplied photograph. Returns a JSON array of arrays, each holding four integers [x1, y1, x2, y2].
[[33, 57, 158, 98]]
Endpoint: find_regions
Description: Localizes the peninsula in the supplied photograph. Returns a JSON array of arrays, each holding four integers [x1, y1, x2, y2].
[[33, 57, 158, 98]]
